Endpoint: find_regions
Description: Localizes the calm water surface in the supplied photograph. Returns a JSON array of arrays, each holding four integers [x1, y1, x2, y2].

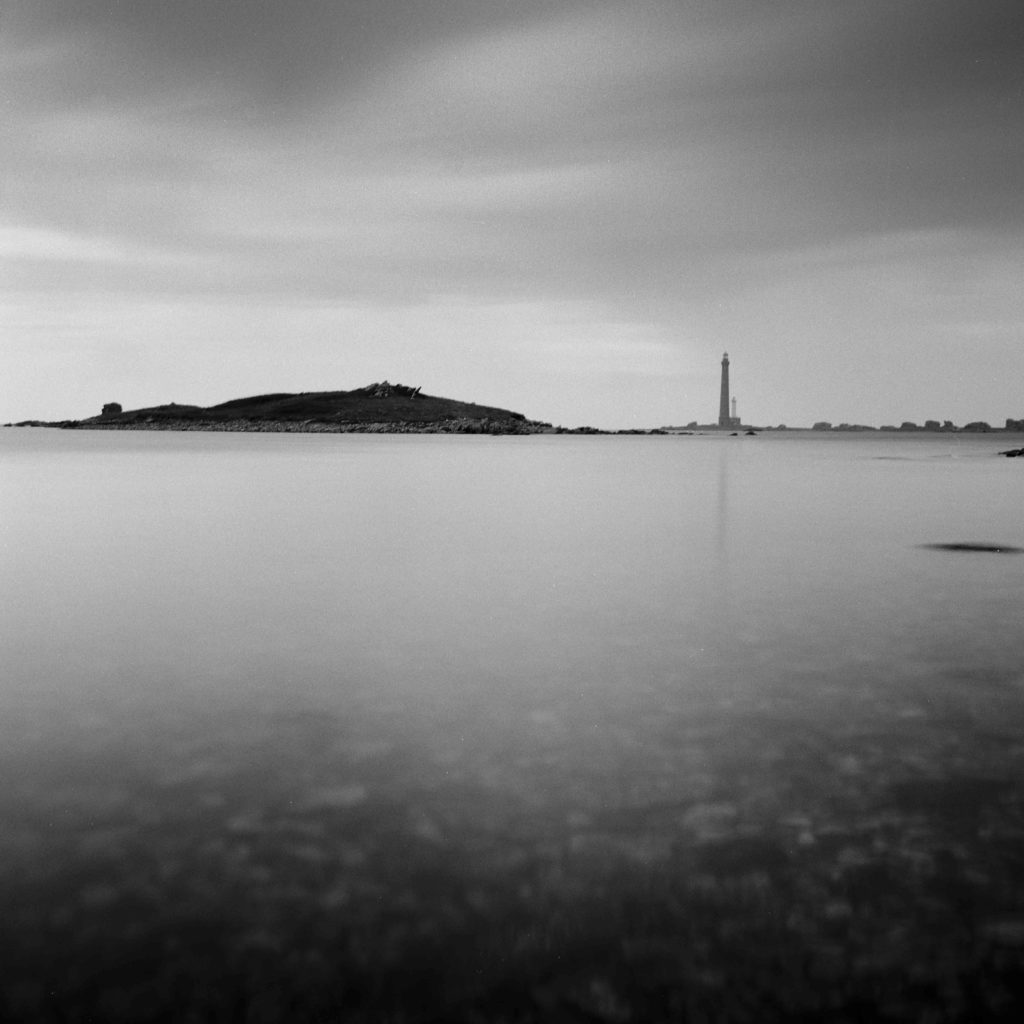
[[2, 428, 1024, 1021]]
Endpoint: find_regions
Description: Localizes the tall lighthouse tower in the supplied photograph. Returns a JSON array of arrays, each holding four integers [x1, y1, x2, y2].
[[718, 352, 731, 427]]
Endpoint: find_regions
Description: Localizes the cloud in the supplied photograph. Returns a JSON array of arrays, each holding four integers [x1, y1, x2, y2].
[[0, 225, 141, 263], [6, 1, 1020, 287], [2, 0, 565, 115]]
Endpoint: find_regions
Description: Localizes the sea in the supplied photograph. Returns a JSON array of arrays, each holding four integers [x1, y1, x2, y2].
[[2, 427, 1024, 1022]]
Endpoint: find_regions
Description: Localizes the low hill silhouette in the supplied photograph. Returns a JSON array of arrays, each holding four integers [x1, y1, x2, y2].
[[73, 382, 554, 434]]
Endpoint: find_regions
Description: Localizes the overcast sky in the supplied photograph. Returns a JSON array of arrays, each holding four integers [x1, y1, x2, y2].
[[3, 1, 1022, 427]]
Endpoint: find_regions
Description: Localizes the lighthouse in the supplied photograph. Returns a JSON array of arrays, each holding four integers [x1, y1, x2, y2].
[[718, 353, 731, 427]]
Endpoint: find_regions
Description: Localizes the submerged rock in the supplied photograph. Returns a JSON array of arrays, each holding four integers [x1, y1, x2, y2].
[[297, 784, 368, 811], [921, 542, 1024, 554]]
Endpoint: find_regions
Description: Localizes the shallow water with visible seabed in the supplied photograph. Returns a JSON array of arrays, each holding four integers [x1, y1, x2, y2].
[[3, 428, 1024, 1021]]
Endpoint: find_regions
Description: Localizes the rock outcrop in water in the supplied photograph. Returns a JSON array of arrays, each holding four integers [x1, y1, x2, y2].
[[922, 542, 1024, 553]]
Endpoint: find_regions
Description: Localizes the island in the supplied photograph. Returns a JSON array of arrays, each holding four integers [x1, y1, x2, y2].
[[13, 383, 548, 435], [74, 382, 553, 434], [7, 382, 677, 435]]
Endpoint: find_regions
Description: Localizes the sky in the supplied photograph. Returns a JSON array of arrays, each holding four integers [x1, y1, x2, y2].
[[2, 1, 1023, 428]]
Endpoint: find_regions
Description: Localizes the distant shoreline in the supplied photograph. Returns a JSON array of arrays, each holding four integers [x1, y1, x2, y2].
[[8, 420, 1024, 439], [6, 380, 1022, 436]]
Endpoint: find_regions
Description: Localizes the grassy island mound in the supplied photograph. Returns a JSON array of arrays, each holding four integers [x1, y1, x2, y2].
[[71, 382, 556, 434]]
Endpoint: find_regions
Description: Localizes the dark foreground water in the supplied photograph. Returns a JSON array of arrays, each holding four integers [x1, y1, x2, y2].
[[2, 428, 1024, 1022]]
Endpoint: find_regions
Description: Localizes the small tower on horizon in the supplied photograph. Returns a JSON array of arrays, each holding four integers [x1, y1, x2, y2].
[[731, 396, 738, 423], [718, 352, 731, 427]]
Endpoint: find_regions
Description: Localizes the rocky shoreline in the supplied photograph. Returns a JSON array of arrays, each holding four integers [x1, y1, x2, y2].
[[9, 418, 666, 435], [67, 417, 561, 435]]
